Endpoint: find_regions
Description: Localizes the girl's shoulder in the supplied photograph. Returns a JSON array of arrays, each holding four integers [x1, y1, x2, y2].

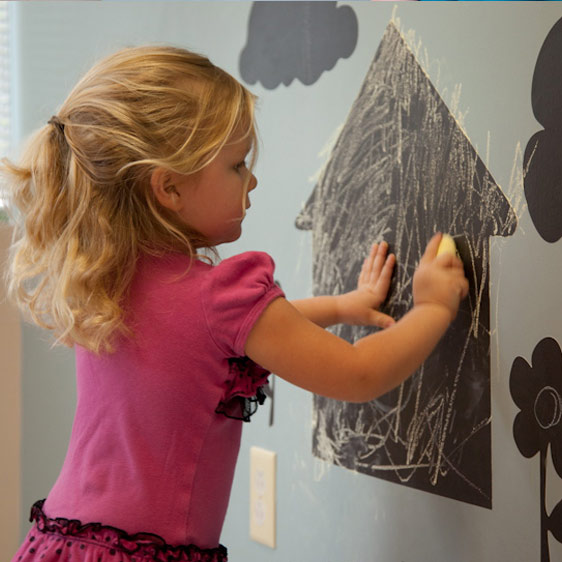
[[212, 251, 276, 276], [203, 251, 279, 300], [201, 251, 284, 358]]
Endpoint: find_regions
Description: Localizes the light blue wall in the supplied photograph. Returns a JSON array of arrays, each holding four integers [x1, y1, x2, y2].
[[14, 3, 562, 561]]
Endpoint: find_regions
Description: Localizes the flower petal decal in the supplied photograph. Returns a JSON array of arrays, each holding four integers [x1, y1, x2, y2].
[[510, 337, 562, 474], [510, 337, 562, 561]]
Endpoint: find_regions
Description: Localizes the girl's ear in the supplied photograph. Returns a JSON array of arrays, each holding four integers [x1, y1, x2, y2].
[[150, 167, 182, 211]]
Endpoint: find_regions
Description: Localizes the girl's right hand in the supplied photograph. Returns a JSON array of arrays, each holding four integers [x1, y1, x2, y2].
[[412, 233, 469, 322]]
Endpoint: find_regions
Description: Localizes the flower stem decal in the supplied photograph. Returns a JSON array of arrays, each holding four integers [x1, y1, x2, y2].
[[510, 337, 562, 561]]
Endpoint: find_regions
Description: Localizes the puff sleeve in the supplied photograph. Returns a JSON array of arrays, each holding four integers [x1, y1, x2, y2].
[[200, 251, 285, 421]]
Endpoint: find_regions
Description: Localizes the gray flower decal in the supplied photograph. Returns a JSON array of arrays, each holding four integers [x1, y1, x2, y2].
[[511, 337, 562, 474], [510, 337, 562, 561]]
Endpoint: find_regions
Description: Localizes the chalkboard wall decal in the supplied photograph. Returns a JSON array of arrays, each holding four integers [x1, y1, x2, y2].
[[296, 21, 517, 508], [239, 1, 358, 89], [510, 337, 562, 562], [524, 17, 562, 243]]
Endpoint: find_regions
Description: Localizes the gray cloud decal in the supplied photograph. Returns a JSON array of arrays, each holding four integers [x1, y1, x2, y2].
[[239, 1, 358, 89]]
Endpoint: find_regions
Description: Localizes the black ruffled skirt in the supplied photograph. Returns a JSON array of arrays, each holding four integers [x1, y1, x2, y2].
[[12, 500, 228, 562]]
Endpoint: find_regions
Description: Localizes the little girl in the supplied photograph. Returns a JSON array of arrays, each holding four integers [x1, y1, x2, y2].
[[5, 46, 468, 562]]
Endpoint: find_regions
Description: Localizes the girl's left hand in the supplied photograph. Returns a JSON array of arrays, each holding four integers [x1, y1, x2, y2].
[[337, 242, 396, 328]]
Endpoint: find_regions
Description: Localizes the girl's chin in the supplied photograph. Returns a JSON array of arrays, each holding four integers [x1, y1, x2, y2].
[[213, 229, 243, 246]]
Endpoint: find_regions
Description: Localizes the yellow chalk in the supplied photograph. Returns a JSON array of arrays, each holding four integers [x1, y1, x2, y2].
[[437, 234, 458, 257]]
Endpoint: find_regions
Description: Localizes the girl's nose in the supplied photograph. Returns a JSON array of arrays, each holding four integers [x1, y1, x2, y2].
[[248, 173, 257, 192]]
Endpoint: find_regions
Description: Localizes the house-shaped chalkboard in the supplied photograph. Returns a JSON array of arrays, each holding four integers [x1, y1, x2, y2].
[[296, 22, 517, 508]]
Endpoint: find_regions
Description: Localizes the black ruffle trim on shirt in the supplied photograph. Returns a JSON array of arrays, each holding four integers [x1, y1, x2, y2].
[[215, 357, 269, 422], [215, 385, 267, 422], [29, 500, 228, 562]]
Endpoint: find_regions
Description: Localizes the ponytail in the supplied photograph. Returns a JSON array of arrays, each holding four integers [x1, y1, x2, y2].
[[3, 45, 257, 354]]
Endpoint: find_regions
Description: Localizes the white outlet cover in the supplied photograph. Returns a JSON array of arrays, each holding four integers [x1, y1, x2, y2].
[[249, 446, 276, 548]]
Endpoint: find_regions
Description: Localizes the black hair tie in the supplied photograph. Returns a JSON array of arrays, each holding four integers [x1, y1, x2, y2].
[[48, 115, 65, 135]]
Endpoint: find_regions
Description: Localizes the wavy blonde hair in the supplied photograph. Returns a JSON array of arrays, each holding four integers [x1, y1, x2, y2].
[[3, 45, 257, 354]]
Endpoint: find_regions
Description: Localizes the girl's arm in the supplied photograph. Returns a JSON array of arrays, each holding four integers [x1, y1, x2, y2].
[[290, 242, 396, 329], [245, 234, 468, 403]]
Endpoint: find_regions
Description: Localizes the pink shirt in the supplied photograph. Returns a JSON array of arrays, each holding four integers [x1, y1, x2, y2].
[[44, 252, 284, 549]]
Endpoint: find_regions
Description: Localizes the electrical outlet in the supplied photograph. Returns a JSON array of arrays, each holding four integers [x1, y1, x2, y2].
[[249, 446, 276, 548]]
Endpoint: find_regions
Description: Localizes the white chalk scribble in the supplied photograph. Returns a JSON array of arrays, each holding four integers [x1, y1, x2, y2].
[[296, 22, 517, 508]]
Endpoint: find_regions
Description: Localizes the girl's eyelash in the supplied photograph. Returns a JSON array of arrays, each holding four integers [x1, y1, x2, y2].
[[235, 161, 246, 170]]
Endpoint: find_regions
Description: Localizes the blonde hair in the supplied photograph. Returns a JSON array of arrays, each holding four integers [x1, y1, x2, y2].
[[3, 45, 257, 354]]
